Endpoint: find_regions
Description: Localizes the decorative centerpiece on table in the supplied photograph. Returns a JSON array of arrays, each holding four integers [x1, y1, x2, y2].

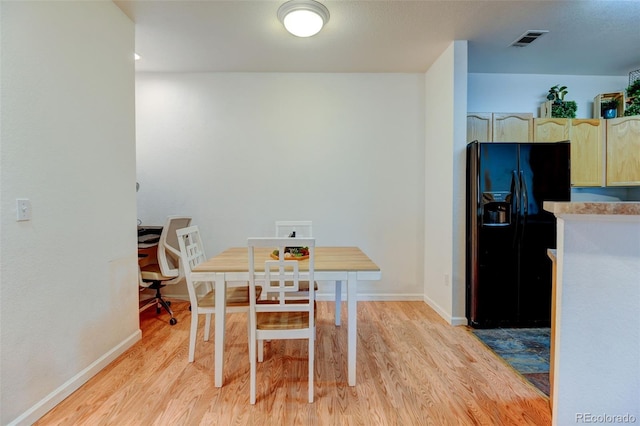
[[271, 247, 309, 260], [544, 85, 577, 118], [271, 231, 310, 260]]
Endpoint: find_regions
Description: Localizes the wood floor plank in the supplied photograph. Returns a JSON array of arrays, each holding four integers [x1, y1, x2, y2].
[[35, 301, 551, 425]]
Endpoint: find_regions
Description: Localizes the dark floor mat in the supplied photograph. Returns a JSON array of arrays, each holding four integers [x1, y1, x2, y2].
[[472, 327, 550, 396]]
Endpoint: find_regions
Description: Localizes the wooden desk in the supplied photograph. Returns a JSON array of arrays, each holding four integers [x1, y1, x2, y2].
[[192, 246, 381, 387], [137, 225, 162, 267]]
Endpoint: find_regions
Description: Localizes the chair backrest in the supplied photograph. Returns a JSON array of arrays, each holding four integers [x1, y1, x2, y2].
[[157, 216, 192, 277], [176, 225, 207, 305], [275, 220, 313, 238], [248, 237, 315, 310]]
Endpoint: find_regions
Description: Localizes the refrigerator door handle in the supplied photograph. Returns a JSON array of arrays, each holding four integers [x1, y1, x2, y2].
[[511, 170, 520, 246], [519, 170, 529, 217], [512, 170, 520, 212], [519, 170, 529, 240]]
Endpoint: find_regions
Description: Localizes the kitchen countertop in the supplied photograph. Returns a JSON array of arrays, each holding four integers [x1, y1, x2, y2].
[[547, 248, 556, 262], [544, 200, 640, 423], [543, 201, 640, 216]]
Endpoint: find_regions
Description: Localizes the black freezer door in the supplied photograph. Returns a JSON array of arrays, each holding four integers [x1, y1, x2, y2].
[[467, 142, 520, 326]]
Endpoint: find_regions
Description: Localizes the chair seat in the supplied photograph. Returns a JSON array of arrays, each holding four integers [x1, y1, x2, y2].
[[140, 263, 173, 282], [257, 311, 310, 330], [256, 300, 316, 330], [196, 286, 262, 308], [299, 280, 318, 292], [270, 280, 318, 291]]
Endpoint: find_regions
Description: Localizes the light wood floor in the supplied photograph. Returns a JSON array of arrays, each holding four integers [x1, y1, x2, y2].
[[36, 301, 551, 425]]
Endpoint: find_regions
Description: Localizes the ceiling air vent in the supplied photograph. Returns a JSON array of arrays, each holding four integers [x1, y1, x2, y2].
[[510, 30, 549, 47]]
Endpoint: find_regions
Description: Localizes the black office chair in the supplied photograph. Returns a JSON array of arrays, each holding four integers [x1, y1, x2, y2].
[[140, 216, 192, 325]]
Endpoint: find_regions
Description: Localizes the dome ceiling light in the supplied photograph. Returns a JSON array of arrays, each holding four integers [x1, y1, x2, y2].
[[277, 0, 330, 38]]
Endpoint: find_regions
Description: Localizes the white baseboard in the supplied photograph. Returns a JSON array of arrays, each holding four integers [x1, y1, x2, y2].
[[423, 295, 468, 326], [165, 292, 463, 324], [8, 330, 142, 426], [163, 292, 425, 303], [316, 292, 424, 301], [450, 316, 469, 326]]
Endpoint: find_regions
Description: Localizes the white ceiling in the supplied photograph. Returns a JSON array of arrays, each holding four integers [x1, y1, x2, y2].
[[114, 0, 640, 77]]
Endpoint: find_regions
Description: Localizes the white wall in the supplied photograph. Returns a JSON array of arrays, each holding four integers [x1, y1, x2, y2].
[[423, 41, 468, 325], [451, 42, 469, 323], [468, 73, 628, 118], [135, 73, 426, 300], [0, 2, 138, 424]]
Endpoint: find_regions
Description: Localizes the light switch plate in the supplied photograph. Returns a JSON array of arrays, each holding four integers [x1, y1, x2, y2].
[[16, 199, 31, 221]]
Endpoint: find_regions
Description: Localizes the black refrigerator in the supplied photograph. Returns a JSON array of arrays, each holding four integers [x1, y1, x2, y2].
[[465, 141, 570, 328]]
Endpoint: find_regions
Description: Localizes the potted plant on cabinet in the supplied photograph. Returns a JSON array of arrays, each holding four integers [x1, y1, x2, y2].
[[601, 98, 619, 119], [544, 85, 578, 118], [547, 85, 568, 102], [624, 79, 640, 116]]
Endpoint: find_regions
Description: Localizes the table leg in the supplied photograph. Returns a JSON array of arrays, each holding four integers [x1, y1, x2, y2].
[[347, 272, 357, 386], [214, 272, 226, 387], [335, 280, 342, 326]]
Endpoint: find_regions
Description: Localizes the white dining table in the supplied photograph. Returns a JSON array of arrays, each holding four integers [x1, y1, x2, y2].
[[191, 246, 381, 387]]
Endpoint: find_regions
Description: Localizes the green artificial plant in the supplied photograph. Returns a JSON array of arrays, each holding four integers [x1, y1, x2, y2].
[[546, 85, 577, 118], [624, 79, 640, 116], [547, 85, 568, 102], [626, 79, 640, 99], [552, 100, 577, 118], [601, 98, 619, 112]]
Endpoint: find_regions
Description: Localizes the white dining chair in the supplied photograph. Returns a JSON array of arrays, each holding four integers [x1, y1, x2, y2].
[[247, 236, 316, 404], [275, 220, 313, 238], [274, 220, 316, 298], [177, 225, 259, 363], [275, 220, 342, 324]]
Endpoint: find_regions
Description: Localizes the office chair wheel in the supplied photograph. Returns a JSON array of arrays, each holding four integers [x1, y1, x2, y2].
[[156, 307, 161, 314], [166, 300, 171, 306], [169, 318, 177, 326]]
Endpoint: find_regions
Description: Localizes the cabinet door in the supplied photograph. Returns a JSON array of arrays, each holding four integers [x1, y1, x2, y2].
[[533, 118, 570, 142], [467, 113, 492, 142], [606, 117, 640, 186], [492, 113, 533, 142], [570, 119, 603, 187]]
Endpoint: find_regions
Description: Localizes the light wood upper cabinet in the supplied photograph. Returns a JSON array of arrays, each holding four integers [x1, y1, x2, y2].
[[571, 119, 604, 187], [471, 113, 639, 187], [467, 112, 532, 143], [532, 118, 603, 186], [533, 118, 570, 142], [492, 113, 533, 142], [606, 117, 640, 186], [467, 113, 492, 142]]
